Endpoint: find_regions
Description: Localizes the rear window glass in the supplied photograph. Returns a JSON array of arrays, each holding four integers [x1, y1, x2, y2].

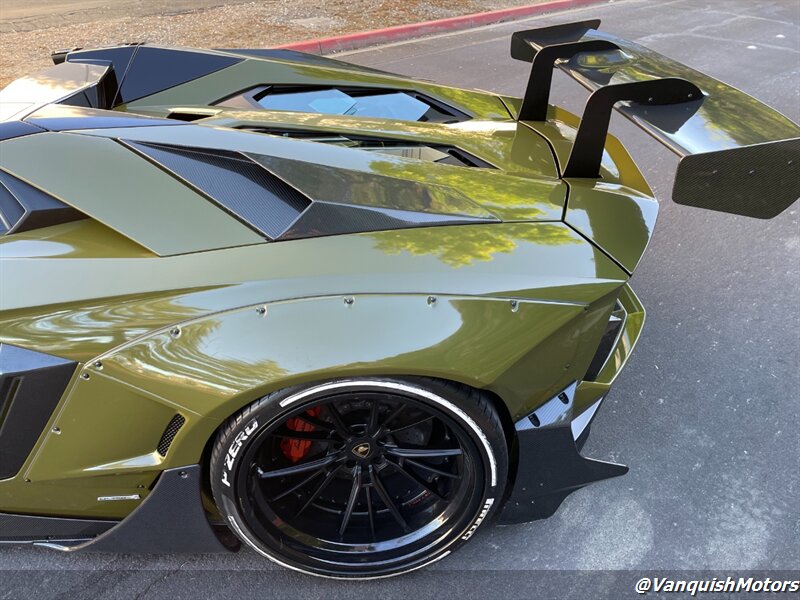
[[257, 90, 429, 121], [218, 86, 466, 123]]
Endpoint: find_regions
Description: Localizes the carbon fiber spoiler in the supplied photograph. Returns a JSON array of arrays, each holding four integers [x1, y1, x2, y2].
[[511, 19, 799, 219]]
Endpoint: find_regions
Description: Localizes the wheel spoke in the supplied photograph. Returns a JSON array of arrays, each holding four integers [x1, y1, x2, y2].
[[405, 458, 460, 479], [384, 445, 462, 459], [385, 415, 434, 435], [368, 400, 380, 435], [269, 467, 325, 501], [366, 467, 377, 541], [272, 428, 336, 443], [325, 402, 352, 437], [256, 453, 339, 479], [385, 459, 442, 499], [296, 413, 336, 433], [339, 465, 362, 537], [295, 466, 340, 518], [381, 403, 405, 429], [371, 468, 408, 531]]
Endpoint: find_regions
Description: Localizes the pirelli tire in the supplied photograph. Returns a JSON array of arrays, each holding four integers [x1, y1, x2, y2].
[[209, 377, 508, 579]]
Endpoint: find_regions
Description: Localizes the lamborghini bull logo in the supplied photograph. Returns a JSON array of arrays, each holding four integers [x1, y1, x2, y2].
[[221, 419, 259, 487], [351, 443, 371, 458]]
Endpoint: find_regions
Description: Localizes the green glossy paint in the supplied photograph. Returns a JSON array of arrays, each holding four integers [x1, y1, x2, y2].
[[0, 46, 656, 520]]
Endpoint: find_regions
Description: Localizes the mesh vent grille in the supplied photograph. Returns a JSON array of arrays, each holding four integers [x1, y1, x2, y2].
[[157, 414, 186, 457], [129, 142, 311, 239]]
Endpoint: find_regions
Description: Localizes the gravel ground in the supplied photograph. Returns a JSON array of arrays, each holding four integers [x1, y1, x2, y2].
[[0, 0, 546, 90]]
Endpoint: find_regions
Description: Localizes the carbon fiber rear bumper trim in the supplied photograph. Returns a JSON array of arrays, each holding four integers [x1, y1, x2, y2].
[[499, 384, 627, 524]]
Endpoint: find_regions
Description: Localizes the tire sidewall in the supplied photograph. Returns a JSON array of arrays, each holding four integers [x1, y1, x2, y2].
[[210, 377, 507, 579]]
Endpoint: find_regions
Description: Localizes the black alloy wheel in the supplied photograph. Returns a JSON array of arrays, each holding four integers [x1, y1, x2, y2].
[[210, 378, 507, 578]]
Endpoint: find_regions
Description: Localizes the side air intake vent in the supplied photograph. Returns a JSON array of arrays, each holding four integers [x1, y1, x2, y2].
[[157, 414, 186, 457], [0, 344, 77, 479], [0, 171, 84, 235], [127, 142, 311, 239], [584, 302, 626, 382]]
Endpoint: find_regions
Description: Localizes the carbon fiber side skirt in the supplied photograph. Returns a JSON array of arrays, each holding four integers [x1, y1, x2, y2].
[[34, 465, 237, 554]]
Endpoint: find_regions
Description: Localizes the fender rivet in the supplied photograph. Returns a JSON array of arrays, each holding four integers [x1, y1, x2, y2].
[[170, 327, 181, 338], [256, 305, 267, 316], [51, 426, 61, 435], [80, 372, 90, 380], [93, 360, 103, 370], [427, 295, 437, 306], [179, 471, 188, 479], [510, 300, 519, 312], [343, 296, 355, 306]]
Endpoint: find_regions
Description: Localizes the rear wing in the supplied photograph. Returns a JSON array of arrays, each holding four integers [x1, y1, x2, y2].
[[511, 19, 799, 219]]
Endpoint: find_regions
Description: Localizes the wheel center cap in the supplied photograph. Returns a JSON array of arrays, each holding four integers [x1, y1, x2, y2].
[[350, 441, 373, 459]]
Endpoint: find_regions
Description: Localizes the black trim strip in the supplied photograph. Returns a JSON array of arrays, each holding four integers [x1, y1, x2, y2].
[[0, 513, 115, 543], [0, 121, 47, 142]]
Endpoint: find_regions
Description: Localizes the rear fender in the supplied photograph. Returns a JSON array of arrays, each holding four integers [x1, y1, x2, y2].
[[23, 293, 600, 488]]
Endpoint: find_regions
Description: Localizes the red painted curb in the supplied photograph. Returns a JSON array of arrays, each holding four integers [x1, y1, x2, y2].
[[277, 0, 606, 54]]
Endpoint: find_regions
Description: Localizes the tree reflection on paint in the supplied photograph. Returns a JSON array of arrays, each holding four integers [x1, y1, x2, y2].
[[370, 223, 580, 267]]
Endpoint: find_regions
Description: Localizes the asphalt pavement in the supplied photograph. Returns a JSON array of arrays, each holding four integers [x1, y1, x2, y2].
[[1, 0, 798, 598]]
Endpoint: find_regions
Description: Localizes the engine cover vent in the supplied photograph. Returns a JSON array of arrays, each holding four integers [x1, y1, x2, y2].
[[0, 170, 84, 235], [128, 141, 311, 239]]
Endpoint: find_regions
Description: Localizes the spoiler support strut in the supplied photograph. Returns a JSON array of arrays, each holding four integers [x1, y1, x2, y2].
[[563, 78, 701, 178], [519, 39, 619, 122]]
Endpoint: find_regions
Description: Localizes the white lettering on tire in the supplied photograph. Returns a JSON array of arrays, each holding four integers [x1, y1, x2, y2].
[[461, 498, 494, 541], [221, 419, 258, 487]]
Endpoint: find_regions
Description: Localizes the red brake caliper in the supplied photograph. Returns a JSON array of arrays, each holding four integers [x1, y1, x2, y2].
[[281, 406, 321, 463]]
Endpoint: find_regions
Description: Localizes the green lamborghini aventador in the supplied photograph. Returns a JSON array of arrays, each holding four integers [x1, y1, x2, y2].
[[0, 18, 797, 578]]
